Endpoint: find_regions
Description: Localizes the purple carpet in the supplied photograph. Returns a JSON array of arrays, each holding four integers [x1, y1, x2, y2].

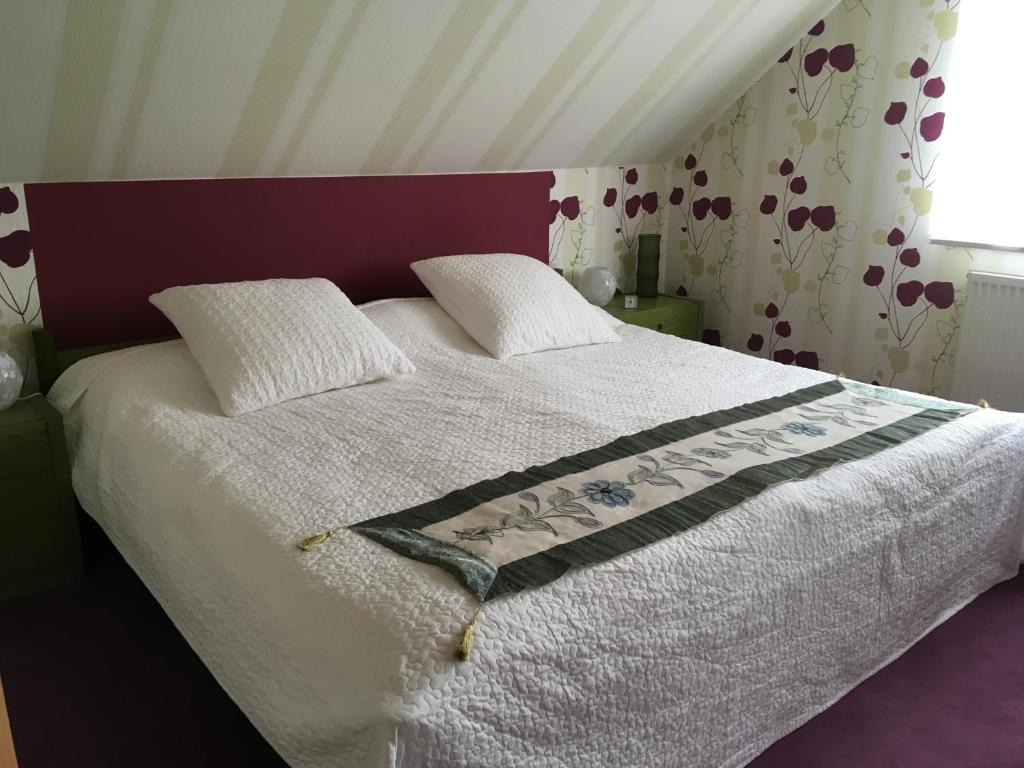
[[752, 571, 1024, 768], [2, 531, 1022, 767]]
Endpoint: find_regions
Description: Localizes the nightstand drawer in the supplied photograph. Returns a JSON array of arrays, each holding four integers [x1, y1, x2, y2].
[[651, 317, 698, 339], [605, 294, 704, 341], [0, 397, 82, 599], [668, 302, 702, 340], [0, 430, 52, 480], [0, 474, 70, 584], [643, 302, 701, 340]]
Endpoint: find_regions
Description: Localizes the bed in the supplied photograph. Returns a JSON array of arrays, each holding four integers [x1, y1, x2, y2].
[[36, 297, 1024, 767], [23, 173, 1024, 767]]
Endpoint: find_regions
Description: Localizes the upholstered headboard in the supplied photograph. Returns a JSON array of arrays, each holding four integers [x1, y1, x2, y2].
[[25, 171, 553, 350]]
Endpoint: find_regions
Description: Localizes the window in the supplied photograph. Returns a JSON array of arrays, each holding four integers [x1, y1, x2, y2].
[[929, 2, 1024, 252]]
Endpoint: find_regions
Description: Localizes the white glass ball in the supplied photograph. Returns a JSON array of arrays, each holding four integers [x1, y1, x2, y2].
[[0, 351, 23, 410], [578, 266, 617, 307]]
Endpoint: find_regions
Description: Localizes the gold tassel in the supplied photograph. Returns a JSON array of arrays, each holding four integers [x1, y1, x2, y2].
[[298, 530, 334, 552], [454, 607, 482, 662], [978, 398, 990, 409]]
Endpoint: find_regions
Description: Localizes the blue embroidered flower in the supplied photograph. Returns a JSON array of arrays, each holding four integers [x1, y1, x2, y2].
[[581, 480, 635, 508], [782, 421, 827, 437], [692, 447, 731, 460]]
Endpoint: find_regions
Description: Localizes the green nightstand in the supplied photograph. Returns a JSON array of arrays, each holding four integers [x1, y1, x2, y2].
[[0, 397, 82, 600], [604, 294, 704, 341]]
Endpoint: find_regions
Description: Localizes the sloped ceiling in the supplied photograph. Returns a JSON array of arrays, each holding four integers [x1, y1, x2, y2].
[[0, 0, 838, 183]]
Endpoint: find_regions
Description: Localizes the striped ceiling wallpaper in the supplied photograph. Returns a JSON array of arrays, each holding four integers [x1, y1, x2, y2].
[[0, 0, 837, 183]]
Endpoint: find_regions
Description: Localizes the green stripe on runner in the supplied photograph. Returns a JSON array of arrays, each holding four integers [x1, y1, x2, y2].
[[484, 408, 963, 600], [355, 526, 498, 602], [351, 380, 845, 532]]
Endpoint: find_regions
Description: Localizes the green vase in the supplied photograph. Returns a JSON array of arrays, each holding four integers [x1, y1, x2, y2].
[[636, 234, 661, 298]]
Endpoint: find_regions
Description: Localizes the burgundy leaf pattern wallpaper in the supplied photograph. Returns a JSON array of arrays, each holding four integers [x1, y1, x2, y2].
[[665, 0, 1024, 396], [550, 0, 1023, 397], [0, 183, 40, 388], [549, 164, 670, 295]]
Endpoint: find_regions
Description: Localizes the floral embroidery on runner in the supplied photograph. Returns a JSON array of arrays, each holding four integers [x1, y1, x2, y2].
[[451, 393, 888, 546]]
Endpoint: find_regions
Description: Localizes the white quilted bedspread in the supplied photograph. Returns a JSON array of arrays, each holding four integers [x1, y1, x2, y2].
[[51, 298, 1024, 768]]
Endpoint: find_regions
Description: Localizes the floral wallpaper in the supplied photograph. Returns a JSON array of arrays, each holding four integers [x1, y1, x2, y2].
[[0, 183, 40, 392], [663, 0, 1024, 396], [550, 0, 1024, 398], [548, 164, 671, 297]]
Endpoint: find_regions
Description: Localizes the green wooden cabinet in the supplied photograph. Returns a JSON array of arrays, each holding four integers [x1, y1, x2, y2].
[[603, 294, 704, 341], [0, 397, 82, 600]]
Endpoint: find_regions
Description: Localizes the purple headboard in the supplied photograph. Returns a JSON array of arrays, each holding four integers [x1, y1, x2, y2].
[[25, 171, 553, 348]]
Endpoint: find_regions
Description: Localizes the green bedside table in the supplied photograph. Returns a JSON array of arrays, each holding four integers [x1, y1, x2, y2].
[[0, 397, 82, 600], [604, 294, 704, 341]]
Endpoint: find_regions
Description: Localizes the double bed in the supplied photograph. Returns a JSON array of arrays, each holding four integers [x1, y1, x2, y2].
[[44, 297, 1024, 767], [22, 172, 1024, 767]]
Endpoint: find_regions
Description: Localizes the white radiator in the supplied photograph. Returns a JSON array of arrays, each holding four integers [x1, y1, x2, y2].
[[951, 270, 1024, 412]]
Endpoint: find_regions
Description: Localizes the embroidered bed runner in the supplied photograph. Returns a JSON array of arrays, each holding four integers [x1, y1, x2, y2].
[[347, 380, 970, 602]]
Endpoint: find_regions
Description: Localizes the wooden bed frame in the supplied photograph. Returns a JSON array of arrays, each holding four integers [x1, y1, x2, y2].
[[32, 329, 170, 394]]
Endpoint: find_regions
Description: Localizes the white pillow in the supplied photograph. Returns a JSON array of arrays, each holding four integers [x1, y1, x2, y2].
[[410, 253, 620, 358], [150, 278, 414, 416]]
